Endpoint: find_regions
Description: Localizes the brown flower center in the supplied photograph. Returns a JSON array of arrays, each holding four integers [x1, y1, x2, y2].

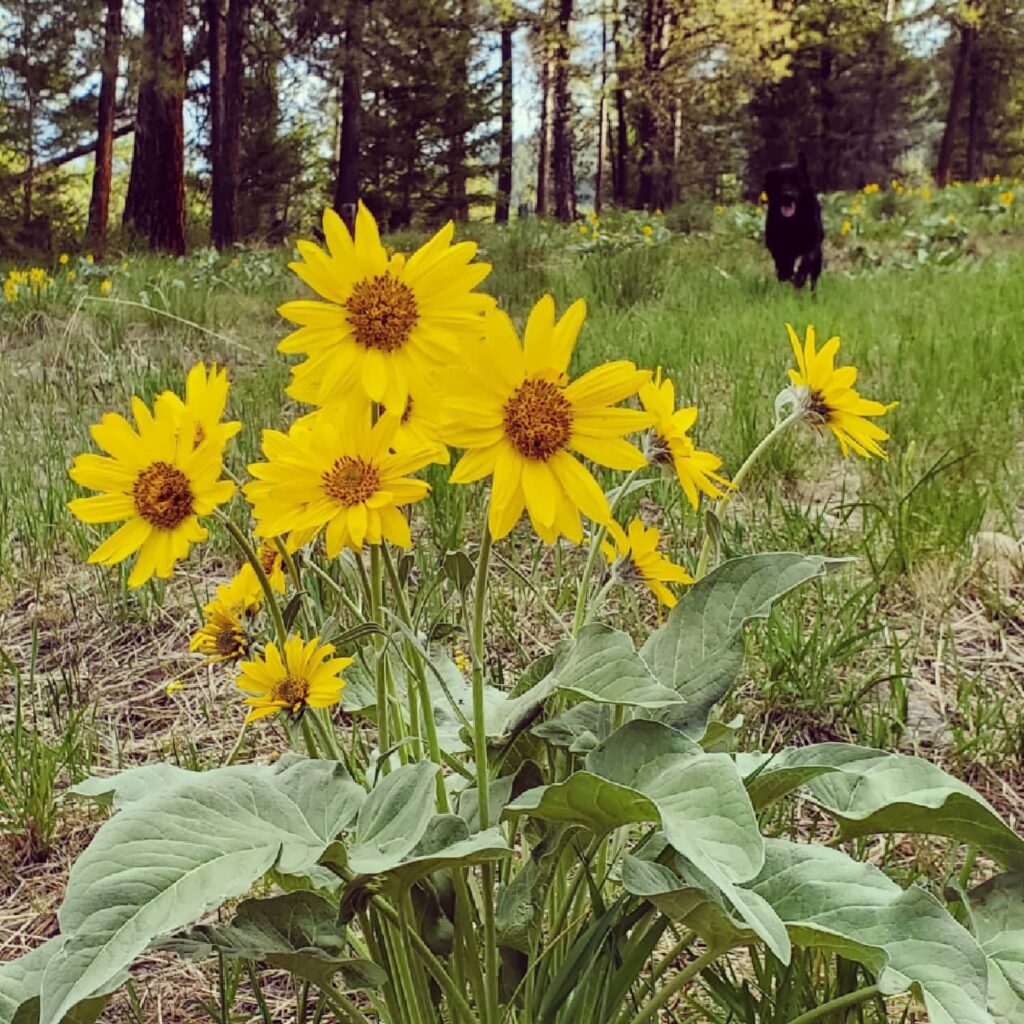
[[271, 674, 309, 708], [807, 391, 833, 425], [214, 622, 246, 659], [322, 456, 381, 506], [133, 461, 194, 530], [345, 274, 418, 352], [503, 379, 573, 460], [258, 541, 280, 576]]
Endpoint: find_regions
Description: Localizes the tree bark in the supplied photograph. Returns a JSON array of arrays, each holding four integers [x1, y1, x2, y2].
[[536, 26, 551, 216], [936, 21, 975, 187], [551, 0, 575, 222], [207, 0, 227, 245], [123, 0, 157, 236], [495, 10, 514, 223], [612, 0, 628, 206], [966, 37, 981, 181], [86, 0, 122, 248], [594, 0, 607, 215], [333, 0, 365, 230], [219, 0, 249, 247]]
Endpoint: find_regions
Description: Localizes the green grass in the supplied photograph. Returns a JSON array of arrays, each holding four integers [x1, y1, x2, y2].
[[1, 186, 1023, 870]]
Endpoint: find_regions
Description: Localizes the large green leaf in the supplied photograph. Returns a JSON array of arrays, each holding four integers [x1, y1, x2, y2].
[[750, 839, 994, 1024], [966, 873, 1024, 1024], [550, 625, 682, 709], [161, 891, 386, 990], [624, 838, 995, 1024], [801, 749, 1024, 869], [531, 702, 613, 754], [347, 761, 439, 874], [641, 554, 849, 735], [39, 757, 365, 1024], [505, 772, 660, 835], [71, 764, 197, 808]]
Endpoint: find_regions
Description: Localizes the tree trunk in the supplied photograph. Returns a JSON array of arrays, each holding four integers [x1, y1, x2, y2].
[[594, 0, 607, 215], [147, 0, 187, 253], [966, 38, 981, 181], [333, 0, 365, 231], [634, 0, 664, 210], [207, 0, 227, 245], [536, 38, 551, 216], [612, 0, 628, 206], [123, 0, 157, 236], [86, 0, 122, 248], [219, 0, 249, 247], [551, 0, 575, 222], [23, 91, 35, 226], [817, 44, 836, 191], [936, 22, 975, 187], [495, 11, 514, 223]]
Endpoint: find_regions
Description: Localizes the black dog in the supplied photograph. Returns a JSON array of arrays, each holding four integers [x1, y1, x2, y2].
[[763, 154, 824, 290]]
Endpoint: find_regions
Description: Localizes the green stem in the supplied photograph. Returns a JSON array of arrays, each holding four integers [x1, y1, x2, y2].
[[693, 408, 803, 580], [216, 513, 288, 647], [320, 986, 374, 1024], [368, 545, 392, 770], [781, 985, 883, 1024], [617, 946, 719, 1024], [470, 520, 498, 1024]]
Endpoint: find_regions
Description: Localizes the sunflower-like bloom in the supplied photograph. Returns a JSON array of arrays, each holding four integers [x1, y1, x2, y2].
[[785, 324, 897, 459], [155, 362, 241, 454], [639, 370, 730, 509], [278, 203, 494, 413], [447, 297, 653, 543], [68, 398, 235, 587], [601, 518, 693, 608], [232, 538, 288, 601], [236, 635, 351, 722], [244, 403, 433, 555], [190, 585, 251, 663]]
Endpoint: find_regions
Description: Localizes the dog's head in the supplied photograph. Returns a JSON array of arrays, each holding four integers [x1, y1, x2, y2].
[[763, 155, 812, 220]]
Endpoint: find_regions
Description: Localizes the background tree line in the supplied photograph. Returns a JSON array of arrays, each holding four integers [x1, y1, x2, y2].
[[1, 0, 1023, 254]]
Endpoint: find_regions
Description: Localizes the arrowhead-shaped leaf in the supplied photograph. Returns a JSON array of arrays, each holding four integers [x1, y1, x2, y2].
[[641, 553, 850, 735], [39, 758, 364, 1024], [161, 891, 386, 990], [966, 872, 1024, 1024]]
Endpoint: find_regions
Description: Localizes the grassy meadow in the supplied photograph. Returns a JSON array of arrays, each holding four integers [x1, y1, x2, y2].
[[2, 182, 1023, 1019]]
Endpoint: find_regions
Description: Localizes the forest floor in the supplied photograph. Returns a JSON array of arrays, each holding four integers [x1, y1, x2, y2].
[[1, 184, 1023, 1021]]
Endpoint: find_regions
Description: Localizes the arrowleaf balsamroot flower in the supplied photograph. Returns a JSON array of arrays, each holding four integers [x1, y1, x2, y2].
[[279, 202, 494, 413], [639, 370, 730, 509], [68, 397, 235, 588], [447, 297, 653, 543], [156, 362, 242, 454], [189, 574, 257, 663], [236, 635, 351, 722], [244, 403, 433, 555], [785, 324, 897, 459], [601, 517, 692, 608]]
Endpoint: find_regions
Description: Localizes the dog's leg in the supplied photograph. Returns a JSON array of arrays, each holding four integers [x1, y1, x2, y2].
[[774, 253, 794, 282], [792, 256, 809, 289], [807, 248, 823, 292]]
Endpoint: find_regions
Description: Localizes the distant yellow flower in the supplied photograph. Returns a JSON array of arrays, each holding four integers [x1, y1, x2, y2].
[[279, 202, 493, 413], [714, 205, 725, 215], [190, 568, 262, 663], [3, 280, 16, 302], [891, 179, 904, 193], [166, 679, 185, 695], [947, 214, 957, 224], [601, 518, 692, 608], [639, 370, 729, 509], [121, 261, 129, 271], [236, 635, 351, 722], [67, 270, 77, 282], [454, 647, 472, 674], [578, 224, 588, 234], [58, 253, 69, 265], [68, 398, 235, 587], [155, 362, 242, 455], [245, 402, 433, 554], [759, 191, 768, 203], [99, 278, 112, 296], [589, 210, 600, 224], [840, 220, 852, 237], [863, 183, 880, 195], [785, 324, 897, 460], [85, 253, 94, 264], [993, 174, 1002, 185], [28, 268, 49, 288], [642, 225, 654, 237], [999, 190, 1015, 207], [446, 298, 652, 544]]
